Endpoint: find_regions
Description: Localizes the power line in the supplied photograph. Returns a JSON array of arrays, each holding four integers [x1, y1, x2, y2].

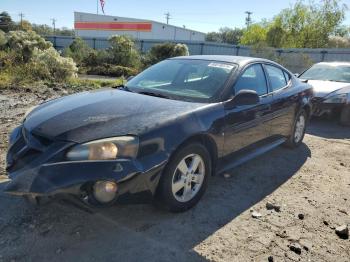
[[164, 12, 171, 25], [245, 11, 252, 28]]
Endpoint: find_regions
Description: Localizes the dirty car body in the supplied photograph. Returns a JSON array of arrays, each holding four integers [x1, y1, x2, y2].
[[5, 56, 313, 210]]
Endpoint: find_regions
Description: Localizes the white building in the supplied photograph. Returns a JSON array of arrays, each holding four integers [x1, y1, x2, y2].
[[74, 12, 206, 41]]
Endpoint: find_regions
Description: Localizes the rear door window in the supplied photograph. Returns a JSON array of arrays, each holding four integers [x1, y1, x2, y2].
[[234, 64, 268, 96], [265, 65, 287, 91]]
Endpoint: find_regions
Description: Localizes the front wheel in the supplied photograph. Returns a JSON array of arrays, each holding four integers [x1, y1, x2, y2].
[[284, 110, 307, 148], [156, 143, 211, 212]]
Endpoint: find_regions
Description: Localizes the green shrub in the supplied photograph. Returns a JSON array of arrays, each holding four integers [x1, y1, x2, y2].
[[0, 30, 7, 48], [6, 30, 52, 62], [30, 47, 78, 82], [107, 35, 141, 68], [144, 42, 189, 67], [63, 37, 93, 66], [86, 64, 138, 78]]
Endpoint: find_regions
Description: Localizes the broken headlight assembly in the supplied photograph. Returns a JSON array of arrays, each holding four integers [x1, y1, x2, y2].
[[66, 136, 139, 161]]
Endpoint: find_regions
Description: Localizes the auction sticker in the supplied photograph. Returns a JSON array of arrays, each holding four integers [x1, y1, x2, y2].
[[208, 62, 235, 71]]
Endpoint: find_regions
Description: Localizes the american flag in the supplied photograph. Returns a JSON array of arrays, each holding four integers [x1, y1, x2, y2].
[[100, 0, 106, 14]]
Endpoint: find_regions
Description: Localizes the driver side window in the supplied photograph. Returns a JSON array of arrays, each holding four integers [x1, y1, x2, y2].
[[234, 64, 268, 96]]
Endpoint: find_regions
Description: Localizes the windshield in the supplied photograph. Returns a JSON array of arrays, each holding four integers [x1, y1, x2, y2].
[[300, 64, 350, 83], [126, 59, 237, 102]]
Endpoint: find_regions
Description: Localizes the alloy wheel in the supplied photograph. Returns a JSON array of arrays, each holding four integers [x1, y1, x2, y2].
[[294, 114, 306, 143], [171, 154, 205, 203]]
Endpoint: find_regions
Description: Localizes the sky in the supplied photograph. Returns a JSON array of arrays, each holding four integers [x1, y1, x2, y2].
[[2, 0, 350, 33]]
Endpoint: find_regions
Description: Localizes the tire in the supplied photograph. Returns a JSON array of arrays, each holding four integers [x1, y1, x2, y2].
[[156, 143, 211, 212], [284, 109, 307, 148], [340, 105, 350, 126]]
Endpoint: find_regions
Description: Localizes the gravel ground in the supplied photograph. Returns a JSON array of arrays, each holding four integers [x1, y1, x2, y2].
[[0, 89, 349, 262]]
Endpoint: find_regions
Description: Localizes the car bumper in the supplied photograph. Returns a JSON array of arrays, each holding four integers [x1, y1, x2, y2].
[[6, 147, 168, 203], [312, 100, 346, 117], [5, 126, 169, 204]]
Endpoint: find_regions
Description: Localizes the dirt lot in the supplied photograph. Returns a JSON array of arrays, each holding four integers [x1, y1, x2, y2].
[[0, 89, 349, 262]]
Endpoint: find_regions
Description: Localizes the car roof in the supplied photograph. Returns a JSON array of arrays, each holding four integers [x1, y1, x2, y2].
[[171, 55, 273, 67]]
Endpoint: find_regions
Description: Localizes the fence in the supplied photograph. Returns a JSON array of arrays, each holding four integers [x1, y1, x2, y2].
[[45, 35, 350, 73]]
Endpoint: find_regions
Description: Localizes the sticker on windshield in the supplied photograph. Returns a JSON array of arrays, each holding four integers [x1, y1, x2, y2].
[[208, 62, 234, 70]]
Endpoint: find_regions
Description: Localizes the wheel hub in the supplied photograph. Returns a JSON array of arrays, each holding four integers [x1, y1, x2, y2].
[[171, 154, 205, 203]]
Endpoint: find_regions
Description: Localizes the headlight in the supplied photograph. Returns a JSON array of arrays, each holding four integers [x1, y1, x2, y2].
[[323, 93, 349, 104], [66, 136, 139, 161]]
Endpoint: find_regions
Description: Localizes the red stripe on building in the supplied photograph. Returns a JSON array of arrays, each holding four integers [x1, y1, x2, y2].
[[75, 22, 152, 31]]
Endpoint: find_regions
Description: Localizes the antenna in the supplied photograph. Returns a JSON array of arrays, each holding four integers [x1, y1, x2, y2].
[[245, 11, 252, 28], [164, 12, 171, 25]]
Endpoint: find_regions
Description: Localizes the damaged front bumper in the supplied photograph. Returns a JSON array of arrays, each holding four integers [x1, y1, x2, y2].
[[5, 126, 168, 204], [312, 99, 346, 117]]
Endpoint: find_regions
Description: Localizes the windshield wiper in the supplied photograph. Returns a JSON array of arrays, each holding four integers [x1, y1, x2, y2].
[[138, 91, 170, 99]]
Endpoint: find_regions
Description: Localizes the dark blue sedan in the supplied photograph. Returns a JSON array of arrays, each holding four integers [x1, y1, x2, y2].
[[5, 55, 313, 212]]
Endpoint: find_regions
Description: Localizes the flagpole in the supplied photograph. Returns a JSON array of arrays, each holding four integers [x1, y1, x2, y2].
[[96, 0, 99, 14]]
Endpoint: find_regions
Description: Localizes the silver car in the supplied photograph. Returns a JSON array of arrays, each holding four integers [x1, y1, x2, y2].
[[299, 62, 350, 125]]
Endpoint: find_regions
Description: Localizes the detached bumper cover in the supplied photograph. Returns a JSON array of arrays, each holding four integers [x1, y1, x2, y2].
[[5, 126, 168, 200], [5, 157, 167, 197]]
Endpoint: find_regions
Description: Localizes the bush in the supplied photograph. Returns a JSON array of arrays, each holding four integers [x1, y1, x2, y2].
[[5, 30, 52, 62], [144, 42, 189, 67], [63, 37, 93, 66], [86, 64, 138, 78], [0, 30, 7, 48], [107, 35, 141, 68], [30, 47, 78, 82]]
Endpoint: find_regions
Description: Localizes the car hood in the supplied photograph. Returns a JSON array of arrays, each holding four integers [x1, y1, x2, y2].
[[24, 89, 205, 143], [307, 80, 350, 98]]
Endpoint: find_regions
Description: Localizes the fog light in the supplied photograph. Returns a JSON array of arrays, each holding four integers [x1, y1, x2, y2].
[[93, 181, 118, 204]]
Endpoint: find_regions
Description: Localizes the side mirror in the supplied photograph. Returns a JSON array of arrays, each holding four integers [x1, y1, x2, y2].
[[230, 90, 259, 107], [294, 73, 300, 78]]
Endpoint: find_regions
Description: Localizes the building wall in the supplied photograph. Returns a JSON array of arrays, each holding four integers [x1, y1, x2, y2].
[[74, 12, 205, 41]]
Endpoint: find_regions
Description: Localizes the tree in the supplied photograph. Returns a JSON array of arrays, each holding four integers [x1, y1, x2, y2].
[[240, 24, 268, 46], [32, 24, 74, 36], [274, 0, 347, 48], [206, 27, 243, 44], [266, 18, 285, 48], [206, 32, 221, 43], [0, 12, 14, 32], [220, 27, 243, 44]]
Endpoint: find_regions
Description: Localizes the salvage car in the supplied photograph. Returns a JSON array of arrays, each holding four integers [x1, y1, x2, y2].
[[5, 56, 313, 212], [299, 62, 350, 125]]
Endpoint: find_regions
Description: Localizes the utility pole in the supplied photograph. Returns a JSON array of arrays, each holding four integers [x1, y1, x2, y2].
[[18, 12, 24, 29], [96, 0, 99, 14], [245, 11, 252, 28], [164, 12, 171, 25], [51, 18, 57, 35]]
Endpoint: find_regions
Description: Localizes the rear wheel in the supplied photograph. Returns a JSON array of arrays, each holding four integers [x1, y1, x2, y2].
[[156, 143, 211, 212], [284, 110, 307, 148]]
